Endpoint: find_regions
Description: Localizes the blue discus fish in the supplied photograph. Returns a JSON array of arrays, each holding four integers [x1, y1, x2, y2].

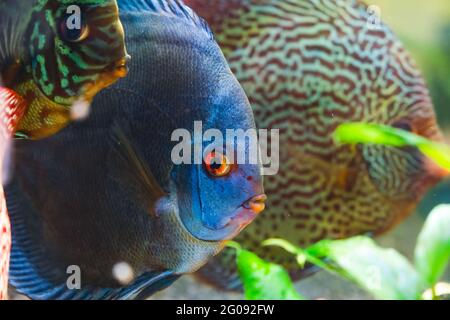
[[5, 0, 264, 300]]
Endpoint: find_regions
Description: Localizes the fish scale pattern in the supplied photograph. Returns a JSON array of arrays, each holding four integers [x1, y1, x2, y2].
[[186, 0, 444, 288]]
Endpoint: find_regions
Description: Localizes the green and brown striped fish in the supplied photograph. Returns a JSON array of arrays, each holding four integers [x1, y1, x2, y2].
[[0, 0, 128, 139], [0, 0, 128, 299], [185, 0, 448, 289]]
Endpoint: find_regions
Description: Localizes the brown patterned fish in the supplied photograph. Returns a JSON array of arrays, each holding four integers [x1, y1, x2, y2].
[[185, 0, 448, 289]]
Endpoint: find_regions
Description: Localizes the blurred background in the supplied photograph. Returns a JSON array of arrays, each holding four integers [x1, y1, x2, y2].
[[372, 0, 450, 133], [9, 0, 450, 300]]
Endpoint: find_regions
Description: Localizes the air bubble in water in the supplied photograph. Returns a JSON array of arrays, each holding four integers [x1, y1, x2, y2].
[[71, 99, 91, 121], [112, 261, 134, 285]]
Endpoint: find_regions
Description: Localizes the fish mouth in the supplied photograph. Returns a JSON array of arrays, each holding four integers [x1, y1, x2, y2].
[[80, 55, 130, 102], [185, 194, 267, 242], [105, 55, 131, 79], [222, 194, 267, 230]]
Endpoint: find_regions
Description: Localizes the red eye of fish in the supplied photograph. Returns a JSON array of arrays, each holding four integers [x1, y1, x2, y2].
[[60, 17, 90, 43], [204, 152, 233, 177]]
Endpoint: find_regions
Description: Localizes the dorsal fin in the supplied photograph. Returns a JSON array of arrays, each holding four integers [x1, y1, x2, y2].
[[118, 0, 214, 40]]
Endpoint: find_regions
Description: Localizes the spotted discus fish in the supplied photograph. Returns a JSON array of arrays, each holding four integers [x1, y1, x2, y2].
[[5, 0, 264, 300], [185, 0, 448, 289], [0, 0, 128, 299]]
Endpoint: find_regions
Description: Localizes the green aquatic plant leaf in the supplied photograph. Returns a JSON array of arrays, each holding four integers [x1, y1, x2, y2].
[[334, 122, 450, 171], [323, 237, 424, 300], [266, 237, 424, 300], [418, 142, 450, 172], [262, 239, 336, 273], [227, 241, 304, 300], [334, 123, 413, 146], [415, 205, 450, 287]]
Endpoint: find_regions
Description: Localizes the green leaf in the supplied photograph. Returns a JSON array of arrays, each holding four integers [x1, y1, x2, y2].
[[334, 122, 450, 171], [417, 143, 450, 173], [415, 204, 450, 286], [334, 123, 414, 146], [227, 241, 304, 300], [263, 238, 332, 271], [267, 237, 424, 300], [323, 237, 424, 300]]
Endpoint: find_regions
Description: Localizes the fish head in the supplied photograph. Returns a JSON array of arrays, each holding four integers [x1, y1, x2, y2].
[[16, 0, 128, 139], [29, 0, 129, 101], [168, 83, 266, 242], [361, 96, 448, 231]]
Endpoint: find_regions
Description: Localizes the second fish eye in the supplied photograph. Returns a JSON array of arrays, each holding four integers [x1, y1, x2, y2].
[[392, 121, 413, 133], [60, 17, 90, 43], [203, 152, 233, 177]]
